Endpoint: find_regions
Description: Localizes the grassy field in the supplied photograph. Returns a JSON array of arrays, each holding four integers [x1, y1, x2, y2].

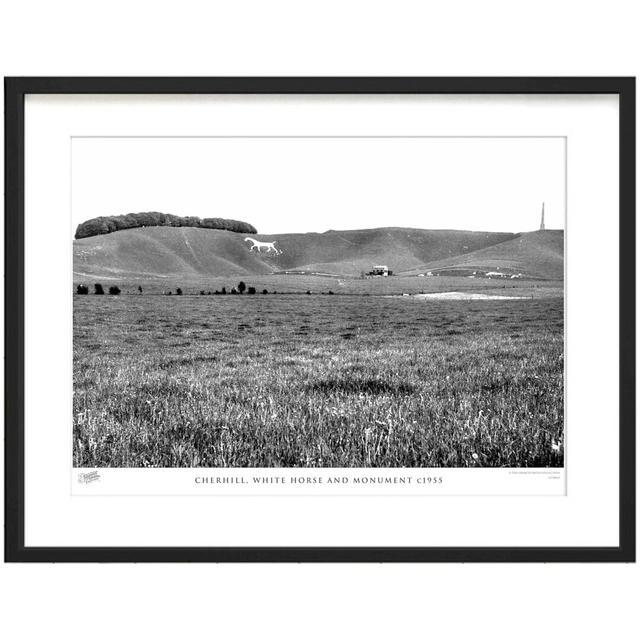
[[73, 294, 564, 468]]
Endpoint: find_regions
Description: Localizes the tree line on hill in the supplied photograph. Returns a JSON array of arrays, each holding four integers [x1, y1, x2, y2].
[[74, 212, 258, 239]]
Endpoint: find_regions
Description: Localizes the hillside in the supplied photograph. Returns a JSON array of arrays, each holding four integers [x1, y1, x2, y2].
[[73, 226, 562, 282], [74, 227, 274, 280], [260, 228, 514, 275], [399, 230, 564, 279]]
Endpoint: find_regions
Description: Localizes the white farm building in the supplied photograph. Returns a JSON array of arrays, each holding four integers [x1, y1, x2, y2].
[[368, 265, 390, 277]]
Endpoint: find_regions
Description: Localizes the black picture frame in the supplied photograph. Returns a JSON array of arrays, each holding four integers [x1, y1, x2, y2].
[[4, 77, 636, 563]]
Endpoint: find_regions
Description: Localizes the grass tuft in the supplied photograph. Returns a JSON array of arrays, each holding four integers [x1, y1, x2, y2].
[[308, 377, 415, 396]]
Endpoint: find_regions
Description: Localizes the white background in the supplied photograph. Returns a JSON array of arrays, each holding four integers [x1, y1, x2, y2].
[[1, 1, 638, 639]]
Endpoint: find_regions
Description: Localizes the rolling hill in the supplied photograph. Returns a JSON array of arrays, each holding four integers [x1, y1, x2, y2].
[[398, 230, 564, 279], [73, 226, 563, 282]]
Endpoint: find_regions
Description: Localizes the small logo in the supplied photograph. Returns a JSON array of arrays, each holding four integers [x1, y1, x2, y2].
[[78, 470, 101, 484]]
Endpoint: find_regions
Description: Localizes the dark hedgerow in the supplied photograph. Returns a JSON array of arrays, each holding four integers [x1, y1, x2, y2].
[[76, 284, 89, 295], [74, 212, 258, 239], [108, 286, 121, 295], [94, 283, 104, 295]]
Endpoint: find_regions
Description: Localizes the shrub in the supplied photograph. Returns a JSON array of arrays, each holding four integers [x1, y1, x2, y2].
[[221, 287, 227, 295], [138, 286, 143, 294], [230, 288, 238, 295], [262, 289, 268, 295], [74, 212, 257, 239], [237, 281, 246, 294], [306, 290, 312, 295], [200, 290, 205, 295], [76, 284, 89, 295], [108, 286, 121, 295], [94, 284, 104, 295], [328, 290, 334, 295], [176, 288, 183, 296], [247, 287, 256, 295]]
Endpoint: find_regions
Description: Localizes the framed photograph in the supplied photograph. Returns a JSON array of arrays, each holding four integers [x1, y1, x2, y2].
[[5, 77, 635, 562]]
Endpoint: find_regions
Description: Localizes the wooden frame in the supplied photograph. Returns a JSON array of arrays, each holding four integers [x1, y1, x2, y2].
[[4, 77, 635, 562]]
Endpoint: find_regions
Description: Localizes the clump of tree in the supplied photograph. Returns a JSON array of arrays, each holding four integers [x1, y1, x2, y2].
[[262, 289, 268, 295], [74, 212, 258, 239], [94, 283, 104, 295], [108, 286, 121, 295], [237, 281, 246, 294], [76, 284, 89, 295], [247, 287, 256, 295], [138, 286, 143, 295], [176, 288, 183, 296]]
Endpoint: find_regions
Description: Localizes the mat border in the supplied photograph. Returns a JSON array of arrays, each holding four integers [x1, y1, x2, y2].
[[4, 77, 635, 562]]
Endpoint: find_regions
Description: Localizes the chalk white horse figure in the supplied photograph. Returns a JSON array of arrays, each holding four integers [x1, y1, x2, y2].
[[244, 237, 281, 255]]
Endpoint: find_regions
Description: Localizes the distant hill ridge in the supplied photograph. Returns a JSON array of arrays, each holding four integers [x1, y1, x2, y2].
[[74, 225, 563, 282], [74, 212, 257, 240], [403, 230, 564, 280]]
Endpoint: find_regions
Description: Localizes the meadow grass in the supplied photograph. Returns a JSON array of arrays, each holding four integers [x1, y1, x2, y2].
[[73, 294, 564, 468]]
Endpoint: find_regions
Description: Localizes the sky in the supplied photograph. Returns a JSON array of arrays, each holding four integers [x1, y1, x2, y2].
[[72, 136, 565, 235]]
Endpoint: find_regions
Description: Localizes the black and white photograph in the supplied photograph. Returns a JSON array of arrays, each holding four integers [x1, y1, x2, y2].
[[2, 2, 638, 635], [4, 75, 634, 567], [72, 136, 565, 470]]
